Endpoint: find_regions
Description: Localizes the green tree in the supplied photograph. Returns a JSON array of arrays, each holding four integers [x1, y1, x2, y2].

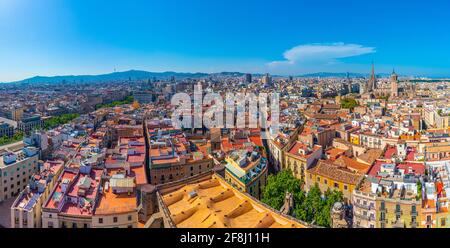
[[416, 181, 422, 200], [0, 131, 24, 146], [295, 183, 322, 223], [261, 170, 303, 210], [44, 113, 80, 130], [317, 189, 343, 227], [294, 184, 343, 227], [341, 98, 358, 109], [262, 171, 344, 227], [95, 95, 135, 109]]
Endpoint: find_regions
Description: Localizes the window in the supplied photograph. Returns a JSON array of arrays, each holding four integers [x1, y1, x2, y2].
[[344, 185, 348, 190], [99, 218, 103, 224], [72, 223, 77, 228], [441, 219, 446, 226], [334, 182, 339, 188], [113, 217, 118, 223], [317, 176, 320, 182], [128, 215, 132, 221], [190, 166, 193, 171], [324, 179, 328, 184], [84, 224, 88, 228]]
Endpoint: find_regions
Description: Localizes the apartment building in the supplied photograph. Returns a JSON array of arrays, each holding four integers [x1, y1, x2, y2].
[[10, 160, 64, 228], [148, 135, 213, 185], [224, 148, 268, 199], [0, 121, 14, 138], [41, 167, 103, 228], [352, 188, 377, 228], [306, 160, 364, 203], [284, 142, 322, 184], [0, 142, 39, 202]]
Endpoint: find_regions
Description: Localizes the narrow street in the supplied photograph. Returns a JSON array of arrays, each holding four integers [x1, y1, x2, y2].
[[0, 198, 15, 228]]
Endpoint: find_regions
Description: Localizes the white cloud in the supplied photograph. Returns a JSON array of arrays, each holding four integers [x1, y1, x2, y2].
[[267, 43, 376, 68]]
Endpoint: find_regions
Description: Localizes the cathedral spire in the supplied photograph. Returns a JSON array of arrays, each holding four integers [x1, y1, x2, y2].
[[367, 61, 376, 92], [371, 61, 375, 75]]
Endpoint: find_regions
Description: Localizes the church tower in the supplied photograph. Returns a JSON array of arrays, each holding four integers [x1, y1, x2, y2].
[[367, 62, 376, 93], [390, 69, 398, 97]]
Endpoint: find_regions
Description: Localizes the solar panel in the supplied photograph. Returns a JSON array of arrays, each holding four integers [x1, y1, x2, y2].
[[24, 193, 40, 211]]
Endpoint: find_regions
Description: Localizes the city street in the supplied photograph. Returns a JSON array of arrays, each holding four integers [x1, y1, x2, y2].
[[0, 198, 14, 228]]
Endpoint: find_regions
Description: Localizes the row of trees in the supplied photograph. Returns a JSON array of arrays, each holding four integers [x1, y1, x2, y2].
[[0, 132, 24, 146], [261, 170, 343, 227], [43, 113, 80, 130], [95, 95, 135, 109]]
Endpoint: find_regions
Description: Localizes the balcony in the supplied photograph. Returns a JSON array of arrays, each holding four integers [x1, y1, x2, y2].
[[353, 202, 372, 210], [354, 213, 374, 221]]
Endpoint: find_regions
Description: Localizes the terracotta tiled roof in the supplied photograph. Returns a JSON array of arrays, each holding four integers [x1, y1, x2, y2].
[[308, 160, 363, 185]]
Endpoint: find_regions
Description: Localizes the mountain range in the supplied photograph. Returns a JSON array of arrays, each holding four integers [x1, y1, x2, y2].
[[3, 70, 410, 84]]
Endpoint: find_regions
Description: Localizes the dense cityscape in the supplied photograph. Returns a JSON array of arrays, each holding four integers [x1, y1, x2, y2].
[[3, 7, 450, 248], [0, 67, 449, 229]]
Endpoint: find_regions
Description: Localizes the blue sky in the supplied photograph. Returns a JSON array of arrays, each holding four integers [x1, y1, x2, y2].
[[1, 0, 450, 82]]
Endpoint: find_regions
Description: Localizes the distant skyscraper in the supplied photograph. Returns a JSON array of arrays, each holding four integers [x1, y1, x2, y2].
[[244, 73, 252, 84]]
